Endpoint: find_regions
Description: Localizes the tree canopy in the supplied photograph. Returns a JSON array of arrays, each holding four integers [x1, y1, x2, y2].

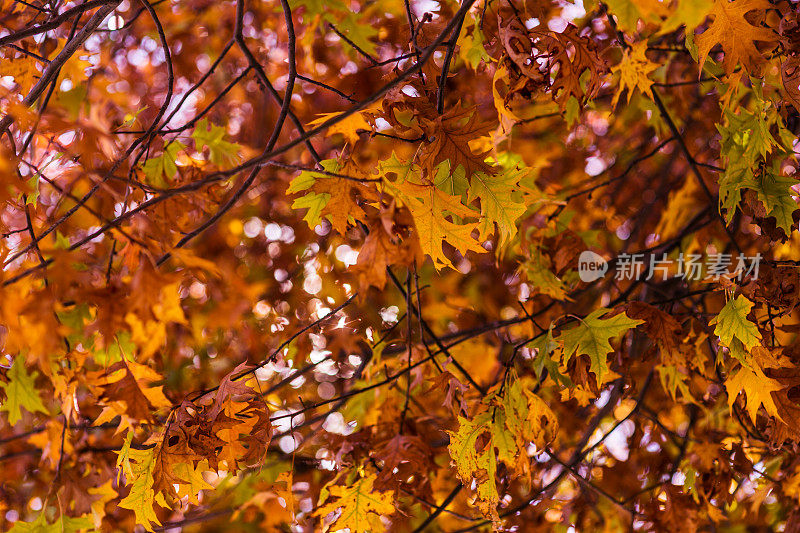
[[2, 0, 800, 531]]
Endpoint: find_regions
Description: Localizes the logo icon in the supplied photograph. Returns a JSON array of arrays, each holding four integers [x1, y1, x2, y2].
[[578, 250, 608, 282]]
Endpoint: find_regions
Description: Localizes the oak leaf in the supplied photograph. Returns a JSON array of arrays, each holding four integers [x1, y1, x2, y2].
[[289, 159, 375, 234], [353, 206, 422, 290], [116, 436, 171, 531], [417, 106, 495, 179], [96, 359, 172, 426], [315, 474, 395, 533], [468, 165, 528, 246], [695, 0, 777, 75], [612, 41, 659, 107]]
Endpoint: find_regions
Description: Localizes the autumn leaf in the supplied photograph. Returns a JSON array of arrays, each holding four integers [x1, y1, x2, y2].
[[353, 206, 422, 290], [498, 19, 606, 110], [447, 412, 500, 522], [289, 158, 376, 234], [521, 249, 568, 300], [5, 0, 800, 530], [291, 191, 330, 228], [604, 0, 670, 32], [0, 357, 49, 425], [695, 0, 777, 75], [725, 363, 783, 422], [612, 41, 659, 107], [417, 106, 496, 179], [468, 164, 528, 246], [0, 54, 38, 94], [459, 22, 491, 69], [307, 102, 381, 145], [448, 378, 557, 523], [315, 474, 395, 533], [382, 158, 485, 269], [710, 295, 762, 351], [88, 481, 118, 528], [141, 141, 186, 186], [116, 435, 171, 531], [557, 309, 643, 386], [626, 301, 683, 354], [501, 378, 559, 452], [660, 0, 713, 35], [191, 119, 241, 167], [751, 171, 799, 234], [7, 512, 93, 533], [95, 358, 172, 431], [172, 460, 214, 504]]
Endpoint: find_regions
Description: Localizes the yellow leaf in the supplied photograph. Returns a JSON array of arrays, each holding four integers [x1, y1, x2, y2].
[[308, 102, 381, 145], [88, 481, 118, 529], [315, 474, 395, 533], [0, 54, 38, 94], [383, 160, 485, 270], [725, 364, 783, 423], [117, 442, 170, 531], [172, 460, 214, 504], [612, 41, 659, 107]]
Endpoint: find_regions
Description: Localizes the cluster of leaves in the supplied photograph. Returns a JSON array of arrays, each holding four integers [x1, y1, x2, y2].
[[3, 0, 800, 531]]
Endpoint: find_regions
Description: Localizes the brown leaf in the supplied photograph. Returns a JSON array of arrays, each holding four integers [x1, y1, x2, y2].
[[354, 205, 423, 291], [625, 302, 683, 353], [418, 105, 496, 178]]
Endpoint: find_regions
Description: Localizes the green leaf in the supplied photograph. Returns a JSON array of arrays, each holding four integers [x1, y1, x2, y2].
[[433, 159, 468, 199], [53, 231, 71, 250], [715, 98, 797, 229], [447, 378, 557, 523], [660, 0, 712, 35], [54, 85, 88, 118], [530, 329, 574, 389], [459, 23, 491, 69], [603, 0, 646, 32], [8, 512, 93, 533], [191, 118, 241, 167], [557, 309, 643, 386], [335, 13, 379, 57], [377, 152, 419, 183], [118, 106, 148, 130], [447, 412, 499, 521], [172, 459, 214, 504], [291, 192, 330, 228], [501, 378, 558, 451], [564, 95, 581, 128], [717, 159, 755, 223], [522, 249, 568, 300], [383, 164, 485, 270], [117, 441, 170, 531], [141, 140, 186, 186], [710, 294, 762, 351], [468, 165, 527, 246], [287, 159, 340, 194], [657, 364, 692, 401], [0, 357, 49, 425], [752, 170, 799, 234]]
